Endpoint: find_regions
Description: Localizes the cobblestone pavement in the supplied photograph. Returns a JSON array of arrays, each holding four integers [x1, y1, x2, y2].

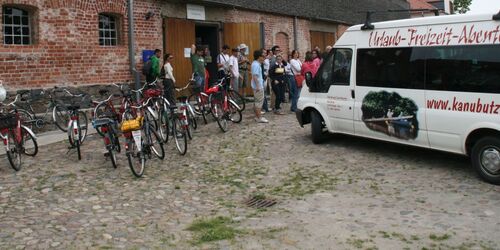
[[0, 110, 499, 249]]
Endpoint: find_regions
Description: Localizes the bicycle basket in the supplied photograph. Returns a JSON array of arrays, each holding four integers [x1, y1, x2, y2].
[[121, 116, 143, 132], [144, 88, 162, 98], [29, 89, 44, 102], [0, 113, 17, 129]]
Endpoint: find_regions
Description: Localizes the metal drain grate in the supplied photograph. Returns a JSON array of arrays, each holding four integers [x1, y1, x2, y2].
[[244, 195, 277, 208]]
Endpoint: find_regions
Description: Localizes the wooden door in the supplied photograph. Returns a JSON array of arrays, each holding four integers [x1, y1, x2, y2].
[[164, 18, 195, 97], [223, 22, 261, 96], [310, 31, 337, 50]]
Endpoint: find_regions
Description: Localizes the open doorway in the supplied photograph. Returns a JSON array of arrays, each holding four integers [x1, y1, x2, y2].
[[195, 24, 219, 85]]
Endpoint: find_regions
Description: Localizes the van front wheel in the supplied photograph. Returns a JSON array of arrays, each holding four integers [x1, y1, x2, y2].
[[311, 111, 325, 144], [471, 136, 500, 185]]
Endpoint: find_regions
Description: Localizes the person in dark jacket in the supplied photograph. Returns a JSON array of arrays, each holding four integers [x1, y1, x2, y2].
[[269, 55, 287, 114]]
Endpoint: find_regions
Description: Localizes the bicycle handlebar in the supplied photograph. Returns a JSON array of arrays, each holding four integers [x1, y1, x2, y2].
[[129, 97, 153, 109]]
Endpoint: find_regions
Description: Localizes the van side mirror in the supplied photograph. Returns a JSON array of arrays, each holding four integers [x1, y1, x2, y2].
[[305, 72, 313, 88]]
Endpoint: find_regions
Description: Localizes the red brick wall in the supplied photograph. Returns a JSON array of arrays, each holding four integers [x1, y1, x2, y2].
[[0, 0, 162, 90], [0, 1, 344, 90]]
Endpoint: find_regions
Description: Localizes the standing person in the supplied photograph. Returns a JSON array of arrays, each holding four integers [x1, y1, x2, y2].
[[302, 51, 319, 78], [190, 44, 206, 93], [146, 49, 162, 84], [263, 49, 272, 113], [163, 53, 176, 106], [312, 49, 321, 68], [217, 45, 230, 80], [284, 55, 296, 105], [251, 50, 269, 123], [238, 44, 250, 96], [289, 50, 303, 112], [260, 48, 269, 113], [228, 48, 240, 93], [269, 55, 287, 115], [269, 46, 281, 111]]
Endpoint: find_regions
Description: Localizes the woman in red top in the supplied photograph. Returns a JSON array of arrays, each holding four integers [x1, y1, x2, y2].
[[301, 51, 319, 78]]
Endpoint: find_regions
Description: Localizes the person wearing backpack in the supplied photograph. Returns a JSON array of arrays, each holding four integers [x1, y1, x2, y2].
[[143, 49, 162, 84]]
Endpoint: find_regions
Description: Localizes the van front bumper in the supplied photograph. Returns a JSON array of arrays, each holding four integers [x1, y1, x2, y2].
[[296, 109, 304, 127]]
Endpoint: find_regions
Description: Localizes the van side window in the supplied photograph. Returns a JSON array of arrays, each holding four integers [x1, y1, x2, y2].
[[425, 45, 500, 93], [316, 52, 335, 92], [332, 49, 352, 86], [357, 48, 425, 89]]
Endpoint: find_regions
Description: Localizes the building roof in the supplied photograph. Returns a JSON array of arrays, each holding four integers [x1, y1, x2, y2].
[[185, 0, 410, 25], [407, 0, 437, 10]]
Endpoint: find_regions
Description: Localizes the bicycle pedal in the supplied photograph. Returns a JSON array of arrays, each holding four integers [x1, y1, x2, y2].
[[104, 152, 110, 157]]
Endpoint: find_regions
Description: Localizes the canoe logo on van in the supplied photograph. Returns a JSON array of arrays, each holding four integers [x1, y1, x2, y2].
[[361, 91, 419, 140], [368, 24, 500, 47]]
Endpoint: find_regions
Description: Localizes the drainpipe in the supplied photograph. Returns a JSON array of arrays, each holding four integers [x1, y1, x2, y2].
[[293, 16, 298, 50], [127, 0, 141, 97]]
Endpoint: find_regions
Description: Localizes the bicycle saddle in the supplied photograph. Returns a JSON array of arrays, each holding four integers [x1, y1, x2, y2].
[[66, 105, 80, 110], [92, 118, 114, 128]]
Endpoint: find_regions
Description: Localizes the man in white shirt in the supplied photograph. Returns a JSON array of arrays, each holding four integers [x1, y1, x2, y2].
[[228, 48, 240, 93], [217, 45, 230, 79]]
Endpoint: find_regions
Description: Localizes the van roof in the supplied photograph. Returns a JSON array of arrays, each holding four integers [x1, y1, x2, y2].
[[348, 12, 498, 31]]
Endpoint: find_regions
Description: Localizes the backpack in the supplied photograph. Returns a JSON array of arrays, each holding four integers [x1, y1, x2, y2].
[[142, 59, 152, 77]]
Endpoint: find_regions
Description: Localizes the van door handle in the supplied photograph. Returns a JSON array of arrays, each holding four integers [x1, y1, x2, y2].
[[351, 89, 355, 99]]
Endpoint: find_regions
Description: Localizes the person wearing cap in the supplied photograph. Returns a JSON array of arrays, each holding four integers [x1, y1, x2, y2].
[[217, 45, 230, 80], [251, 50, 269, 123], [228, 48, 240, 93], [190, 44, 206, 93], [238, 44, 250, 96]]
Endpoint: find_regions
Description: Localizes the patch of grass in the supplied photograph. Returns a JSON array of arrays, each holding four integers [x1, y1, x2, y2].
[[271, 166, 339, 197], [411, 235, 420, 241], [391, 232, 410, 243], [346, 238, 365, 248], [378, 231, 391, 238], [429, 233, 450, 241], [187, 216, 241, 244]]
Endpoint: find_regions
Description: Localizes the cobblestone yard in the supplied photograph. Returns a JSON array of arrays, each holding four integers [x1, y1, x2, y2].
[[1, 111, 499, 249]]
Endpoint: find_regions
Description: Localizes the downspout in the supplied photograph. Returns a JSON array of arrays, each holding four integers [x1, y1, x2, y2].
[[127, 0, 141, 97], [293, 16, 298, 50]]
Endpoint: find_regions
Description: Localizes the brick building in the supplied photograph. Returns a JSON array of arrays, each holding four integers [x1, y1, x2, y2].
[[0, 0, 409, 92]]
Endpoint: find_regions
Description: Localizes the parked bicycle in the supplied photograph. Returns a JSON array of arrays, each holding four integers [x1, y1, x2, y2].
[[207, 76, 243, 132], [121, 93, 165, 177], [14, 87, 71, 132], [58, 89, 90, 161], [92, 91, 123, 168], [0, 94, 38, 171]]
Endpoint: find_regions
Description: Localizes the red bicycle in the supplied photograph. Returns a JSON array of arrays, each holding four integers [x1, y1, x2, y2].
[[207, 76, 243, 132], [1, 95, 38, 171]]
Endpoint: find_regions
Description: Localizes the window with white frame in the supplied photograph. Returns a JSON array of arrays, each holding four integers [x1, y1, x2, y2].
[[3, 6, 31, 45], [99, 14, 119, 46]]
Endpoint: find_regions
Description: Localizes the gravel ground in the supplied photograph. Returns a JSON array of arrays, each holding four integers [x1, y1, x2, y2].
[[0, 109, 499, 249]]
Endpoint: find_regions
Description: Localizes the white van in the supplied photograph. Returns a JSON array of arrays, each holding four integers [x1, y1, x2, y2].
[[296, 12, 500, 184]]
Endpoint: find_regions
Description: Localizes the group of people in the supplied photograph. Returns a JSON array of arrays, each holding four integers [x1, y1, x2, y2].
[[143, 43, 331, 124], [249, 45, 326, 123]]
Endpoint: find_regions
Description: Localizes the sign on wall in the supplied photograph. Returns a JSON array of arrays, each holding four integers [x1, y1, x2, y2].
[[187, 4, 205, 21]]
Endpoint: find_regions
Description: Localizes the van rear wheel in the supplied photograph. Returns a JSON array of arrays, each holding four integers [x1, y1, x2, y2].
[[471, 136, 500, 185], [311, 111, 325, 144]]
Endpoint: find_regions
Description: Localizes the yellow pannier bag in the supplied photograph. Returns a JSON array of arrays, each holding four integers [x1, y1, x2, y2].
[[121, 116, 143, 132]]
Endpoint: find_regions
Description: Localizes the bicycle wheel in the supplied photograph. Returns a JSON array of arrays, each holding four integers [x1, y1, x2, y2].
[[107, 128, 118, 169], [187, 105, 198, 130], [228, 89, 246, 112], [228, 100, 243, 124], [67, 121, 82, 160], [157, 101, 169, 143], [185, 110, 193, 141], [127, 136, 146, 177], [53, 105, 70, 132], [173, 117, 187, 155], [6, 130, 22, 171], [78, 111, 88, 144], [21, 126, 38, 157], [147, 125, 165, 160], [94, 102, 114, 137], [14, 109, 34, 130], [188, 94, 207, 124], [209, 95, 228, 133]]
